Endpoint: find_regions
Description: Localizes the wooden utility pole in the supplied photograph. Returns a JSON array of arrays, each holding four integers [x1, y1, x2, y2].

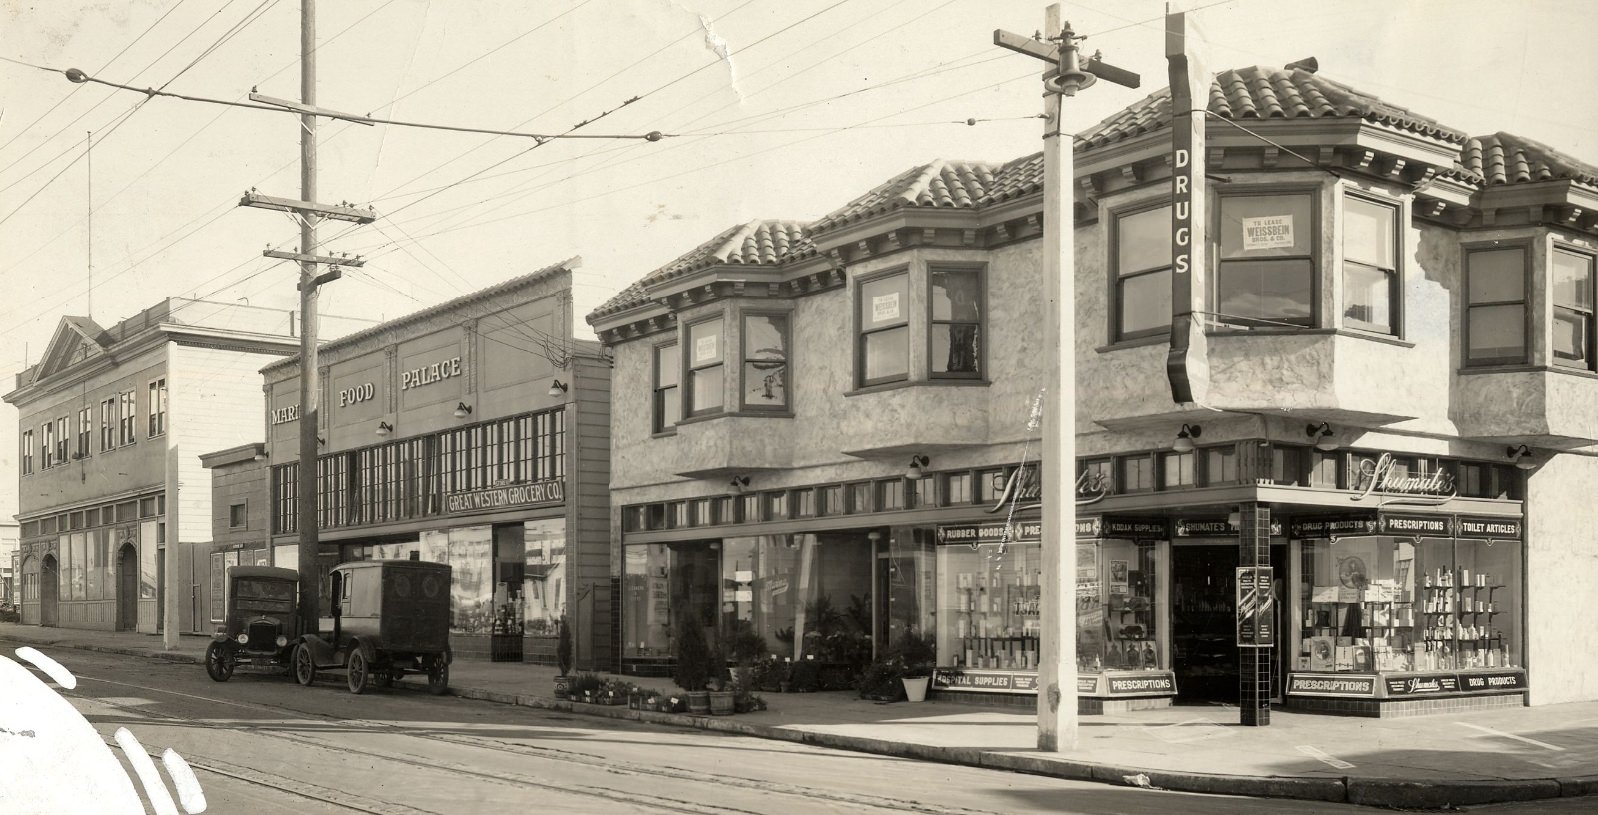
[[240, 0, 372, 634], [995, 4, 1137, 753]]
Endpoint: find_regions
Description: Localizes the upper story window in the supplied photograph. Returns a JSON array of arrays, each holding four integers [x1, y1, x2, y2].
[[686, 317, 724, 417], [21, 429, 34, 475], [1216, 191, 1316, 328], [858, 271, 909, 387], [930, 266, 984, 378], [41, 421, 56, 469], [652, 342, 680, 433], [76, 407, 91, 458], [1342, 195, 1399, 334], [741, 314, 789, 409], [1553, 247, 1596, 371], [1113, 203, 1173, 341], [100, 397, 116, 452], [53, 416, 67, 464], [229, 502, 247, 529], [148, 378, 167, 437], [118, 390, 137, 446], [1464, 246, 1528, 367]]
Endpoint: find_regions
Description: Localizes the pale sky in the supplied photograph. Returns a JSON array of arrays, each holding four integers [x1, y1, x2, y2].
[[1, 0, 1596, 518]]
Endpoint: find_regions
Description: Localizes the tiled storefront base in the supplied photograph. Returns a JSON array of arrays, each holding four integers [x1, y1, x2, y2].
[[1285, 692, 1526, 718]]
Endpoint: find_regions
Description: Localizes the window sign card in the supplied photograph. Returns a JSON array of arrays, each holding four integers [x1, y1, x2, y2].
[[872, 291, 901, 323], [694, 334, 718, 363], [1241, 214, 1294, 251]]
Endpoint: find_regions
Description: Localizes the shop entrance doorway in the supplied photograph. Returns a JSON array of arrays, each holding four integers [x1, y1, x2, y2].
[[1170, 543, 1286, 703], [40, 555, 58, 627]]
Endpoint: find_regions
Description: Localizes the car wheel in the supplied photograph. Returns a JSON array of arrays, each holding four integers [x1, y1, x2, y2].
[[293, 643, 316, 687], [427, 655, 450, 696], [204, 641, 234, 682], [348, 649, 371, 695]]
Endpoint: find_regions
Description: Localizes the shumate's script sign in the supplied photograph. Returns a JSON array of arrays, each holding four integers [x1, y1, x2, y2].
[[1352, 453, 1456, 505], [1165, 11, 1210, 406], [983, 466, 1110, 517]]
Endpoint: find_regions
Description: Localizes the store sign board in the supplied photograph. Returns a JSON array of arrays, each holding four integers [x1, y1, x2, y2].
[[933, 669, 1018, 692], [1174, 517, 1283, 537], [401, 356, 463, 391], [1377, 512, 1453, 537], [1352, 452, 1456, 505], [1076, 675, 1101, 694], [1384, 673, 1462, 696], [1289, 515, 1377, 538], [1458, 671, 1527, 692], [984, 466, 1111, 517], [936, 521, 1043, 547], [1287, 673, 1379, 698], [1456, 516, 1523, 541], [1105, 672, 1176, 696], [443, 479, 564, 514], [1236, 566, 1275, 647], [1076, 516, 1102, 538], [1102, 518, 1169, 538], [270, 404, 300, 425]]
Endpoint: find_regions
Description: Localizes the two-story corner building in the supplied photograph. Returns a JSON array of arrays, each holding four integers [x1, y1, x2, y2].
[[5, 299, 371, 635], [257, 259, 613, 667], [197, 442, 271, 628], [589, 62, 1598, 717]]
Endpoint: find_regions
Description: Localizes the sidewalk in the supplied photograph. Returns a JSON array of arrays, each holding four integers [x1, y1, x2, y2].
[[4, 623, 1596, 810]]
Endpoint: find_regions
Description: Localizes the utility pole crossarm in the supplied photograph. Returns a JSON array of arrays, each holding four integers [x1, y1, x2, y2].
[[248, 92, 376, 126], [239, 190, 376, 223], [264, 249, 366, 267]]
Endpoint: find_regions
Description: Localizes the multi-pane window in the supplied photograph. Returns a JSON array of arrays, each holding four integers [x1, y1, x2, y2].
[[930, 266, 983, 377], [1272, 445, 1306, 486], [1308, 450, 1340, 488], [1464, 246, 1528, 366], [1204, 445, 1239, 485], [53, 417, 67, 465], [100, 397, 116, 451], [858, 271, 909, 386], [946, 473, 971, 505], [20, 429, 33, 475], [652, 342, 679, 433], [1161, 451, 1195, 489], [741, 314, 789, 408], [118, 390, 136, 445], [686, 317, 724, 416], [1343, 195, 1398, 334], [1080, 458, 1113, 497], [1118, 454, 1154, 493], [1113, 204, 1173, 340], [147, 378, 167, 437], [76, 407, 91, 458], [41, 422, 55, 469], [272, 463, 298, 535], [1217, 191, 1315, 327], [1553, 247, 1595, 370]]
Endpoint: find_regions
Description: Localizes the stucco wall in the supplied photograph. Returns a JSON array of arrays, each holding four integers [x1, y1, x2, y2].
[[1524, 452, 1598, 705]]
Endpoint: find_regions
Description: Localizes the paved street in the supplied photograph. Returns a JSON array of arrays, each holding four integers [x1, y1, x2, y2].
[[0, 642, 1413, 814]]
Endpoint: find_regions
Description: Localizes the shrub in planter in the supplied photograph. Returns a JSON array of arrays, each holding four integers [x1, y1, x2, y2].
[[788, 657, 820, 692], [673, 616, 714, 713], [570, 672, 603, 703], [554, 615, 574, 699]]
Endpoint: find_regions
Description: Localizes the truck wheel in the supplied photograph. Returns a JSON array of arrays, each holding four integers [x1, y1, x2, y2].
[[427, 656, 449, 695], [293, 643, 316, 687], [348, 649, 372, 695], [204, 641, 234, 682]]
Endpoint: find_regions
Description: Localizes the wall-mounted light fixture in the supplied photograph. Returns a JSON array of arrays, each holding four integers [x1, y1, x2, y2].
[[454, 402, 473, 419], [1226, 507, 1242, 528], [1507, 444, 1537, 471], [317, 436, 326, 446], [905, 454, 930, 480], [1172, 423, 1202, 453], [1306, 421, 1338, 452], [729, 475, 751, 494], [375, 421, 393, 437], [252, 453, 267, 462], [548, 379, 569, 397]]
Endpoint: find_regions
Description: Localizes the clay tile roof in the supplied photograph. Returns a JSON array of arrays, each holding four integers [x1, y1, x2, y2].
[[1077, 65, 1466, 151], [587, 219, 813, 321], [1462, 132, 1598, 187], [977, 152, 1044, 206], [811, 159, 1003, 233]]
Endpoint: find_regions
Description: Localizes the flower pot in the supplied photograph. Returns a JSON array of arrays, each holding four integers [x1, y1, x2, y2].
[[902, 675, 930, 702], [707, 690, 735, 716], [553, 674, 571, 699], [686, 690, 711, 714]]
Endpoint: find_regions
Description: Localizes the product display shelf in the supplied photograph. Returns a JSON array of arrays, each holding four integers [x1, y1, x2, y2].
[[954, 580, 1041, 670]]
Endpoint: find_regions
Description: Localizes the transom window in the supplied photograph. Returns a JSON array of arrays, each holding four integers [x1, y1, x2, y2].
[[686, 317, 724, 417], [1113, 203, 1173, 341], [858, 271, 909, 386], [652, 342, 679, 433], [1464, 246, 1528, 366], [1342, 195, 1399, 334], [1217, 191, 1316, 328], [1553, 247, 1596, 370], [741, 314, 789, 409], [930, 266, 983, 377]]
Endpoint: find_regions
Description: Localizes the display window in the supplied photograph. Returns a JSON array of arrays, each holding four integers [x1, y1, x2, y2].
[[1078, 539, 1164, 674], [1296, 535, 1522, 674], [937, 542, 1041, 670]]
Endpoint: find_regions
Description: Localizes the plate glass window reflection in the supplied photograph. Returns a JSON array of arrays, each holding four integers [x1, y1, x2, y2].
[[929, 267, 983, 377], [1553, 247, 1596, 370], [742, 314, 789, 408]]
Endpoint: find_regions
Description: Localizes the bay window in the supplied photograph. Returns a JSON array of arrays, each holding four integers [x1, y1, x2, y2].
[[652, 342, 679, 433], [1464, 246, 1528, 366], [929, 266, 983, 377], [1113, 203, 1173, 341], [686, 317, 724, 416], [858, 271, 909, 386], [741, 314, 790, 409], [1553, 247, 1595, 370], [1217, 191, 1316, 327], [1343, 195, 1399, 334]]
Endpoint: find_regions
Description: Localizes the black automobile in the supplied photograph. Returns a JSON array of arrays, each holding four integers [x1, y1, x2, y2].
[[206, 565, 300, 682]]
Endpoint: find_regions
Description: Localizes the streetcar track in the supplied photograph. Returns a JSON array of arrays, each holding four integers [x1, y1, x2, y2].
[[55, 664, 1004, 815]]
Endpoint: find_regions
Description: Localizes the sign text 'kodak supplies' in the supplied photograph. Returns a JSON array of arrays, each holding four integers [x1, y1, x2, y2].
[[401, 356, 462, 390], [443, 480, 564, 513], [270, 404, 300, 425]]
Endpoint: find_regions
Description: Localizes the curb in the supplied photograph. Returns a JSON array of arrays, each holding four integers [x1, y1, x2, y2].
[[11, 633, 1598, 810]]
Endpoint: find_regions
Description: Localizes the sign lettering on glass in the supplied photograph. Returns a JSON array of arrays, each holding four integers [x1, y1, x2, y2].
[[400, 356, 462, 390], [1240, 214, 1294, 251], [871, 292, 900, 323]]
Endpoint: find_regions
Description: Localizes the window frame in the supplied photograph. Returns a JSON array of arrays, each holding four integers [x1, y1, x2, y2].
[[1462, 242, 1532, 368], [100, 397, 116, 452], [147, 378, 167, 437], [229, 500, 248, 530], [1213, 186, 1321, 330], [53, 416, 68, 466], [926, 262, 987, 379], [118, 390, 137, 446], [683, 315, 726, 419], [740, 310, 793, 411], [41, 421, 55, 469], [20, 429, 33, 475], [855, 267, 912, 388], [1340, 191, 1402, 336], [1551, 244, 1596, 371], [1109, 200, 1175, 342], [651, 340, 680, 435], [76, 406, 91, 458]]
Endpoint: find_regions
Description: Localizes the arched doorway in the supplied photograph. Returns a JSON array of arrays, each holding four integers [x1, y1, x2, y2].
[[116, 544, 138, 631], [40, 554, 59, 627]]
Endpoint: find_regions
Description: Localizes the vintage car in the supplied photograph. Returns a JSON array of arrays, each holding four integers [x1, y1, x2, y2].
[[206, 565, 300, 682], [292, 559, 452, 695]]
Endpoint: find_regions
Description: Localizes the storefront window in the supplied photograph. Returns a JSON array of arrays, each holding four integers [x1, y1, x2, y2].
[[879, 526, 936, 650], [1297, 535, 1521, 673], [937, 542, 1042, 670], [522, 519, 566, 635], [1077, 539, 1162, 673], [719, 536, 801, 657], [420, 526, 494, 635], [622, 542, 720, 660]]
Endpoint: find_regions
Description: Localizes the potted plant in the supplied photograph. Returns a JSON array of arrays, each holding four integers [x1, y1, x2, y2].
[[570, 672, 603, 704], [673, 616, 713, 714], [724, 619, 769, 684], [707, 630, 735, 715], [893, 629, 938, 702], [553, 615, 574, 699]]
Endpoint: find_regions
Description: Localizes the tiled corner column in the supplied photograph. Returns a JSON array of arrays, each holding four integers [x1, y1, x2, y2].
[[1239, 502, 1272, 726]]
